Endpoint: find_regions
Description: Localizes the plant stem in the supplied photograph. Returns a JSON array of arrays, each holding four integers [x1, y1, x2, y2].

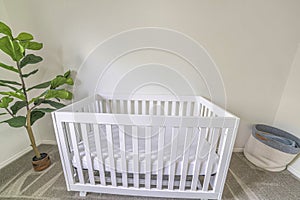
[[16, 62, 41, 159], [16, 62, 29, 110], [26, 110, 40, 158]]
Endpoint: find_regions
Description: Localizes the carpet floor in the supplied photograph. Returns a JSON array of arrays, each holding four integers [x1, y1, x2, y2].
[[0, 144, 299, 200]]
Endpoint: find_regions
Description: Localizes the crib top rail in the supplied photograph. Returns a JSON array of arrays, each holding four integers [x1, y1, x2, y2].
[[54, 112, 238, 129], [56, 94, 237, 118]]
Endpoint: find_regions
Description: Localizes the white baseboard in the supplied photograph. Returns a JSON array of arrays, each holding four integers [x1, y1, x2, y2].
[[40, 140, 57, 145], [287, 165, 300, 179], [0, 146, 33, 170], [0, 140, 57, 170], [233, 147, 244, 152]]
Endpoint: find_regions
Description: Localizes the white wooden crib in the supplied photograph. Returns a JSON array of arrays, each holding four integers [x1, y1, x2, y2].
[[51, 94, 239, 199]]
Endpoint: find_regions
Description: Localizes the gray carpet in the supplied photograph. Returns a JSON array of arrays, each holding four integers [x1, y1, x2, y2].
[[0, 144, 299, 200]]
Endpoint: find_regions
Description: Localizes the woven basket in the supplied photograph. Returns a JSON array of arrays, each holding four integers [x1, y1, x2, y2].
[[244, 124, 300, 172]]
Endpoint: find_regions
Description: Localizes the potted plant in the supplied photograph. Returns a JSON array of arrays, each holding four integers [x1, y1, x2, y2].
[[0, 21, 73, 171]]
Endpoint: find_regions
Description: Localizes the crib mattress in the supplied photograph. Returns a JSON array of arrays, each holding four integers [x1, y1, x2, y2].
[[72, 126, 219, 176]]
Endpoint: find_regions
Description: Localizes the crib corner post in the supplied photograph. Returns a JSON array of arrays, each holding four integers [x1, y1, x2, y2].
[[79, 191, 87, 197]]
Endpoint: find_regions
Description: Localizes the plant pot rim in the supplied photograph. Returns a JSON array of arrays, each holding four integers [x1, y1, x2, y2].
[[32, 152, 48, 161]]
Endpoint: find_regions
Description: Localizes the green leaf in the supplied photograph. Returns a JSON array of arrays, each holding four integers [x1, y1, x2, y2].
[[0, 79, 21, 85], [34, 108, 55, 113], [0, 113, 7, 116], [45, 89, 72, 100], [1, 116, 26, 128], [0, 82, 19, 91], [27, 81, 50, 91], [0, 62, 19, 73], [50, 76, 74, 89], [0, 36, 14, 59], [64, 70, 71, 78], [0, 96, 13, 108], [34, 99, 65, 109], [10, 101, 27, 115], [20, 54, 43, 68], [30, 110, 45, 125], [0, 91, 25, 100], [26, 41, 43, 50], [22, 69, 38, 78], [0, 21, 12, 38], [28, 92, 46, 104], [12, 40, 25, 61], [16, 32, 33, 41], [19, 41, 29, 49], [0, 36, 24, 61]]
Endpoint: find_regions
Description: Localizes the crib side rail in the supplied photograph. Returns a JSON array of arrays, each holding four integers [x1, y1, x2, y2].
[[57, 94, 235, 118], [52, 111, 239, 199], [95, 94, 234, 118], [54, 112, 237, 127]]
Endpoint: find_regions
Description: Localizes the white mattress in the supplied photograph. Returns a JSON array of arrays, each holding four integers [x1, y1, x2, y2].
[[72, 125, 219, 175]]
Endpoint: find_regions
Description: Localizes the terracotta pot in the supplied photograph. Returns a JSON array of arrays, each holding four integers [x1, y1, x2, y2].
[[32, 153, 51, 171]]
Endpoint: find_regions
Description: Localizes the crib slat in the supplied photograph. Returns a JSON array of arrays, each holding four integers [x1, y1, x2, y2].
[[132, 126, 139, 188], [157, 127, 165, 189], [119, 100, 124, 114], [193, 102, 200, 116], [81, 123, 95, 185], [134, 100, 139, 114], [209, 110, 213, 117], [202, 128, 220, 191], [157, 101, 161, 115], [145, 126, 152, 189], [127, 100, 132, 114], [204, 107, 208, 117], [69, 123, 85, 184], [54, 121, 75, 186], [191, 127, 207, 190], [95, 100, 100, 113], [106, 100, 111, 113], [93, 124, 106, 185], [164, 101, 169, 115], [106, 124, 117, 186], [171, 101, 176, 116], [168, 127, 179, 190], [179, 102, 183, 116], [186, 101, 191, 116], [179, 127, 192, 190], [103, 99, 107, 113], [218, 128, 227, 155], [118, 125, 128, 187], [213, 128, 234, 193], [113, 100, 118, 114], [149, 100, 154, 115], [100, 100, 105, 113], [200, 105, 205, 117]]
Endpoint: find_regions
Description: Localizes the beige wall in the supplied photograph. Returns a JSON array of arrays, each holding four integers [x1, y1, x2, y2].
[[1, 0, 300, 175], [274, 44, 300, 177]]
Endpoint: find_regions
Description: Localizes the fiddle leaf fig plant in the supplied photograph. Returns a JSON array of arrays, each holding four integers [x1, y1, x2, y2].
[[0, 21, 73, 160]]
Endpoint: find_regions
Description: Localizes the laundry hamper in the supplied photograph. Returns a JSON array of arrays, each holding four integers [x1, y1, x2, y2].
[[244, 124, 300, 172]]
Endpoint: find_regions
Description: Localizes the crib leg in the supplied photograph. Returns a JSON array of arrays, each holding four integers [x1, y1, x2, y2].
[[79, 191, 87, 197]]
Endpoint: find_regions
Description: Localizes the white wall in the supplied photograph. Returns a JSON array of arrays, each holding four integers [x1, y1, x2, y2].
[[1, 0, 300, 172], [274, 44, 300, 177]]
